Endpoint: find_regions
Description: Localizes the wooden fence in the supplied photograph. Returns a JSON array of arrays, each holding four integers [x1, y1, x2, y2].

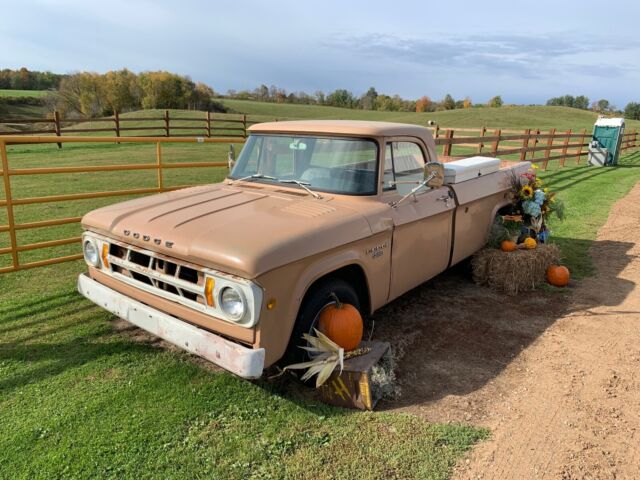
[[0, 127, 638, 274], [0, 110, 271, 141], [431, 126, 639, 168]]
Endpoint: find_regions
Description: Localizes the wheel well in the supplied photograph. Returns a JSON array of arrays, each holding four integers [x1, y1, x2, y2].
[[302, 264, 371, 315]]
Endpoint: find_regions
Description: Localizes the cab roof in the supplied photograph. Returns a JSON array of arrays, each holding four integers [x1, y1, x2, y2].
[[248, 120, 434, 142]]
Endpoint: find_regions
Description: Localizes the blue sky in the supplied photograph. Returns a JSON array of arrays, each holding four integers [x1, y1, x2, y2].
[[2, 0, 639, 106]]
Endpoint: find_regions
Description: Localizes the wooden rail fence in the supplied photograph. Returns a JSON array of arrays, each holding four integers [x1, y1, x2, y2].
[[0, 127, 638, 274], [431, 126, 639, 168], [0, 110, 271, 142]]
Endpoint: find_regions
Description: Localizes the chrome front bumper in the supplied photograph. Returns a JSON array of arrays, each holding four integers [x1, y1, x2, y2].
[[77, 274, 265, 378]]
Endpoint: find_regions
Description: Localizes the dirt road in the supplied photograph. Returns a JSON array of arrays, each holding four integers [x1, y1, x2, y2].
[[378, 182, 640, 478]]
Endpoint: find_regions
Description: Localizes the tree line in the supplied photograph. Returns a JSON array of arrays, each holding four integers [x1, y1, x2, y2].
[[0, 68, 64, 90], [54, 70, 223, 117], [226, 84, 505, 112]]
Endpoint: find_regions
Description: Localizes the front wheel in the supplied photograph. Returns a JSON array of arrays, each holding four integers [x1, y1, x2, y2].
[[283, 278, 361, 365]]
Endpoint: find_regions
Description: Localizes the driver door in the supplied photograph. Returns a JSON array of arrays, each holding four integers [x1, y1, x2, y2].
[[383, 141, 455, 300]]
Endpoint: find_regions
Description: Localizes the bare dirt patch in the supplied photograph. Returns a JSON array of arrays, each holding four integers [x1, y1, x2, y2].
[[374, 182, 640, 478]]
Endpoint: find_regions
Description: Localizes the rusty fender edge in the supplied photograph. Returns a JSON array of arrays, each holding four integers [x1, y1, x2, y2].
[[77, 273, 265, 378]]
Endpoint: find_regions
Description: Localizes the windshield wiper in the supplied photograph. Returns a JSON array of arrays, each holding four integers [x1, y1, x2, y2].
[[279, 179, 323, 199], [228, 173, 277, 185]]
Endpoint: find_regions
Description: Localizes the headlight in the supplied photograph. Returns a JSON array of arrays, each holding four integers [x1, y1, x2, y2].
[[83, 238, 100, 267], [220, 286, 246, 321]]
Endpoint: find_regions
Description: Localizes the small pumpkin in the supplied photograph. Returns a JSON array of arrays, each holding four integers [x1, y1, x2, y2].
[[501, 240, 517, 252], [318, 293, 363, 351], [547, 265, 570, 287], [523, 237, 537, 250]]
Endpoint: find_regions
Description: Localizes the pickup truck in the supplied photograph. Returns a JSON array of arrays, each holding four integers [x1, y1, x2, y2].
[[78, 120, 528, 378]]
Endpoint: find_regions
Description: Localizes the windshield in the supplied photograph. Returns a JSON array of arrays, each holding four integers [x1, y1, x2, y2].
[[229, 135, 379, 195]]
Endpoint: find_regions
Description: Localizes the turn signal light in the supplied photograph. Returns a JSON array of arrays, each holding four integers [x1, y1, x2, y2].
[[101, 244, 110, 269], [205, 277, 215, 307]]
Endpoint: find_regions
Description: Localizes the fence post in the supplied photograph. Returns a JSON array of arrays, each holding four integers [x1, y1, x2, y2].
[[442, 129, 454, 157], [0, 141, 19, 270], [576, 129, 587, 164], [520, 129, 531, 162], [543, 128, 556, 170], [243, 114, 247, 138], [53, 110, 62, 149], [206, 111, 211, 138], [156, 142, 164, 191], [560, 129, 571, 167], [434, 125, 440, 139], [491, 129, 501, 157], [114, 111, 120, 138], [164, 110, 170, 137], [477, 126, 486, 154], [529, 129, 540, 161]]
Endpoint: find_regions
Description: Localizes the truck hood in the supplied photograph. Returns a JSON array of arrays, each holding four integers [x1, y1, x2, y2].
[[81, 184, 373, 278]]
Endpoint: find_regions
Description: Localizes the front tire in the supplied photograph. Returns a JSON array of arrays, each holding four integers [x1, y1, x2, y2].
[[283, 278, 361, 365]]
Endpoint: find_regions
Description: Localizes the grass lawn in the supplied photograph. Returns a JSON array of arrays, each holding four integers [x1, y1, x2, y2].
[[0, 89, 51, 98]]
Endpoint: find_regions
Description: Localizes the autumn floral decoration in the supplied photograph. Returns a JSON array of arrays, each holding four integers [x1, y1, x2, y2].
[[505, 166, 564, 243]]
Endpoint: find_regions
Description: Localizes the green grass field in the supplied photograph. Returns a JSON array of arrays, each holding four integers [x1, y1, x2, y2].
[[1, 103, 640, 478], [0, 89, 51, 98], [221, 99, 640, 131]]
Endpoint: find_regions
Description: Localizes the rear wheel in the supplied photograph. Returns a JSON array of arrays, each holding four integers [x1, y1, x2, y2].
[[283, 278, 361, 365]]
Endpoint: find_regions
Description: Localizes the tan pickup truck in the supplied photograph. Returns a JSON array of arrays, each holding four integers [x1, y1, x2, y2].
[[78, 120, 528, 378]]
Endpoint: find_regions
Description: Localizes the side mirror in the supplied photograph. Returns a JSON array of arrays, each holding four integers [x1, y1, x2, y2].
[[424, 162, 445, 188], [228, 145, 236, 171]]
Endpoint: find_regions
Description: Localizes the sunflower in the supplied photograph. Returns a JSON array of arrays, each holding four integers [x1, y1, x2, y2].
[[520, 185, 534, 199]]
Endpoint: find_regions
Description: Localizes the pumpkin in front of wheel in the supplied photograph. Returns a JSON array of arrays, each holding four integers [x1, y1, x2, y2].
[[318, 294, 363, 351], [501, 240, 517, 252], [523, 237, 537, 249], [546, 265, 570, 287]]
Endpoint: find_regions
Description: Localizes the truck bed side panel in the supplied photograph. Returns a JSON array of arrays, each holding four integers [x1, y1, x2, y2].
[[448, 170, 514, 265]]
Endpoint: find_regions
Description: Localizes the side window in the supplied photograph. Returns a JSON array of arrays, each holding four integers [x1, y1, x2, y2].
[[383, 143, 395, 190], [386, 142, 426, 195]]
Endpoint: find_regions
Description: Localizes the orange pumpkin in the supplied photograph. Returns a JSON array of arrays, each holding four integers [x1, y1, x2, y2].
[[546, 265, 570, 287], [501, 240, 517, 252], [318, 293, 363, 351]]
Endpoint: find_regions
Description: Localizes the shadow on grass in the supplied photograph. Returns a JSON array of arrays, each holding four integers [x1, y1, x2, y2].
[[0, 334, 158, 395], [368, 238, 635, 409]]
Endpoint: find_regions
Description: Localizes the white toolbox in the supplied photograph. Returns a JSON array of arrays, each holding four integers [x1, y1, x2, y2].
[[444, 156, 501, 183]]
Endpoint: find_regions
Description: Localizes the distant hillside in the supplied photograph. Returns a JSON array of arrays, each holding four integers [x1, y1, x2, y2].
[[0, 89, 51, 98], [221, 99, 640, 131]]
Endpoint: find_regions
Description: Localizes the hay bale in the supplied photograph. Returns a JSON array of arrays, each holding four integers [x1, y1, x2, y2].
[[471, 244, 561, 295]]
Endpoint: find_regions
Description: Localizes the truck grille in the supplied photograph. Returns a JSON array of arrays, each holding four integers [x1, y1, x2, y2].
[[107, 243, 206, 306]]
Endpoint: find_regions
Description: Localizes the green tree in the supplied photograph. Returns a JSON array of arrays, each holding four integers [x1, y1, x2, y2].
[[574, 95, 589, 110], [488, 95, 503, 108], [326, 89, 356, 108], [359, 87, 378, 110], [624, 102, 640, 120], [56, 72, 104, 117], [592, 99, 611, 112], [102, 69, 140, 114], [442, 94, 456, 110]]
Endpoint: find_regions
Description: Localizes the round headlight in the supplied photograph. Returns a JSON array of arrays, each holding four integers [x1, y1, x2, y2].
[[220, 286, 245, 321], [83, 238, 100, 267]]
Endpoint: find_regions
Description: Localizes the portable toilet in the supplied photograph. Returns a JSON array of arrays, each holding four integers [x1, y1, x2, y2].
[[588, 117, 625, 166]]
